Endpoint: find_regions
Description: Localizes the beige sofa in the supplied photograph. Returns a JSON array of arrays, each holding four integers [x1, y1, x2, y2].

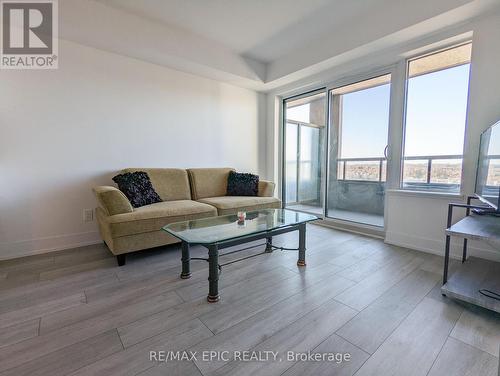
[[93, 167, 281, 265]]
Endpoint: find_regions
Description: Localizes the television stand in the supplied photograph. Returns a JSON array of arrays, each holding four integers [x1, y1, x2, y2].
[[442, 196, 500, 313]]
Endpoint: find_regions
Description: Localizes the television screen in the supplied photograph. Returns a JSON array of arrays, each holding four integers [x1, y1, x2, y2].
[[475, 120, 500, 210]]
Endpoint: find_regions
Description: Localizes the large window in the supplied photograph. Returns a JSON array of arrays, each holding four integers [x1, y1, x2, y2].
[[402, 43, 472, 192]]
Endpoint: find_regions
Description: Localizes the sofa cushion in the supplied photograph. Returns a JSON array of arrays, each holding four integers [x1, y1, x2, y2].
[[258, 180, 275, 197], [104, 200, 217, 237], [227, 171, 259, 196], [197, 196, 282, 216], [93, 186, 134, 215], [113, 171, 162, 208], [187, 168, 234, 200], [121, 168, 191, 201]]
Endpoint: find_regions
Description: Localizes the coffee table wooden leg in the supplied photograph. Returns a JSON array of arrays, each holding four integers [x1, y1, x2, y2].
[[297, 223, 306, 266], [207, 244, 220, 302], [180, 241, 191, 279]]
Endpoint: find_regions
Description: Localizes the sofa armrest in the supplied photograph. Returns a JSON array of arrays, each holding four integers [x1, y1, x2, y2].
[[93, 186, 133, 216], [258, 180, 276, 197]]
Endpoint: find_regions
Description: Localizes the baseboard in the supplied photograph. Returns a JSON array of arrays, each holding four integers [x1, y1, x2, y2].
[[385, 231, 500, 262], [315, 219, 385, 239], [0, 231, 102, 261]]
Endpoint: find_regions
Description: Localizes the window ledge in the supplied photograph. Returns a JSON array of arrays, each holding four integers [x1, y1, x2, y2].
[[386, 189, 465, 200]]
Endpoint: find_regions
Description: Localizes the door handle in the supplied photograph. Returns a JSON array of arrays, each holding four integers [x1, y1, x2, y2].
[[384, 145, 390, 160]]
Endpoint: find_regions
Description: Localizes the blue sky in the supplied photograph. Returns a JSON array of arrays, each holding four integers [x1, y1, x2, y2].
[[286, 64, 472, 160], [340, 83, 390, 158], [340, 64, 470, 158], [404, 64, 470, 157]]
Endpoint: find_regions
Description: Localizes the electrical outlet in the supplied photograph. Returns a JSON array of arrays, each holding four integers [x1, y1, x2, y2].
[[83, 208, 94, 223]]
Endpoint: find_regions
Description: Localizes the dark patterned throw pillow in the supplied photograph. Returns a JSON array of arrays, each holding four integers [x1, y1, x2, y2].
[[226, 171, 259, 196], [112, 171, 162, 208]]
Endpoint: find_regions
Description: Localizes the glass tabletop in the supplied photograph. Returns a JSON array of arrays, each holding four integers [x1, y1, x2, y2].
[[163, 209, 318, 245]]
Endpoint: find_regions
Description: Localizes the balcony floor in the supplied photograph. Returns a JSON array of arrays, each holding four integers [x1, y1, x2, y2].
[[286, 204, 384, 227], [286, 203, 323, 215]]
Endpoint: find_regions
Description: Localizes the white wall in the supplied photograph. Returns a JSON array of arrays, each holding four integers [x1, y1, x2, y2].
[[0, 39, 265, 260]]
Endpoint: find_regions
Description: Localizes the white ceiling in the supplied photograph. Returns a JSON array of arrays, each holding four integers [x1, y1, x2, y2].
[[61, 0, 500, 92], [98, 0, 381, 63]]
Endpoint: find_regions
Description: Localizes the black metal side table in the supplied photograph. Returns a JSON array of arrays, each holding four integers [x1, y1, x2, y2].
[[442, 196, 500, 313]]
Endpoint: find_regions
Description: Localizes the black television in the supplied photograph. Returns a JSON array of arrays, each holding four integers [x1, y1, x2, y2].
[[475, 120, 500, 212]]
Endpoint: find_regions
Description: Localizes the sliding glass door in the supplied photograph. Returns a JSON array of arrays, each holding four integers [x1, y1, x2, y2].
[[282, 74, 392, 227], [327, 74, 391, 227], [283, 91, 326, 215]]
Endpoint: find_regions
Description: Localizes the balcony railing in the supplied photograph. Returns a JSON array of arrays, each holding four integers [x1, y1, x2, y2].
[[287, 154, 498, 194], [337, 157, 386, 182], [485, 155, 500, 186], [337, 154, 464, 187], [403, 154, 462, 185]]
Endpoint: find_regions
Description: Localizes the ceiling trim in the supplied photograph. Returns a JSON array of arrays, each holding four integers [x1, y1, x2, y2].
[[59, 0, 500, 93]]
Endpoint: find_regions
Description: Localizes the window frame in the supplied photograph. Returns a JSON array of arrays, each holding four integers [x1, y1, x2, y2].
[[282, 88, 327, 212], [399, 41, 473, 194], [276, 35, 474, 233], [328, 72, 393, 185], [281, 67, 397, 224]]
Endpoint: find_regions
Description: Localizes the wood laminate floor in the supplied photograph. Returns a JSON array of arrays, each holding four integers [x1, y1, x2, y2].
[[0, 224, 498, 376]]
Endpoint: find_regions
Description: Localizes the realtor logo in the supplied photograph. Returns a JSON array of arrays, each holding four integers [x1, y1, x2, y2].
[[1, 0, 58, 69]]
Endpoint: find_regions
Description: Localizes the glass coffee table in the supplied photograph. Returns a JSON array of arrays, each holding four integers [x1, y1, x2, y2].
[[163, 209, 318, 302]]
